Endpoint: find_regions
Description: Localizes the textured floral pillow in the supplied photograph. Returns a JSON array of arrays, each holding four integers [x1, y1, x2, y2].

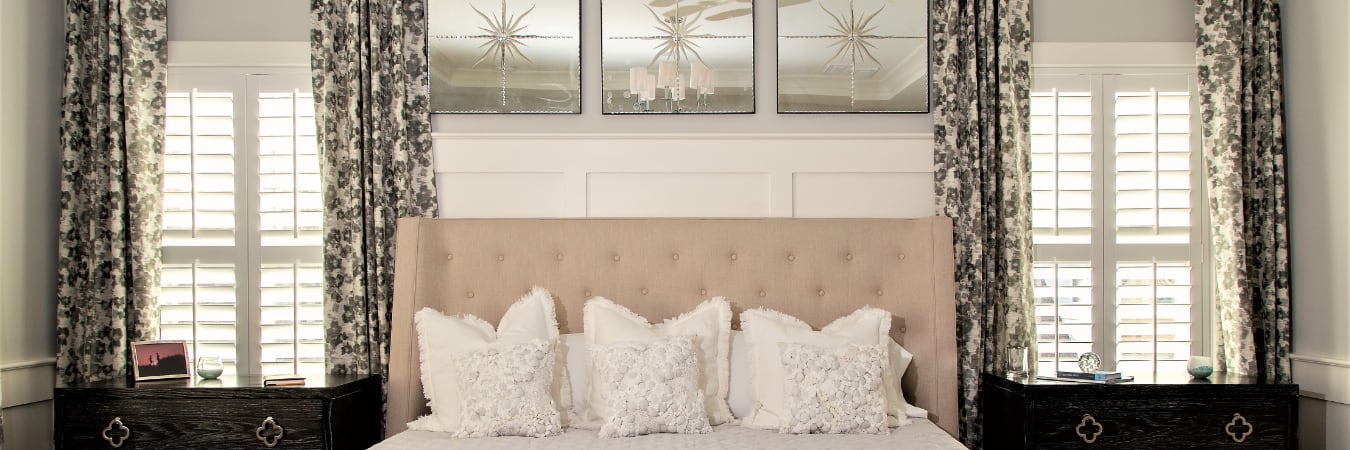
[[779, 343, 889, 435], [591, 336, 712, 438], [453, 340, 562, 438]]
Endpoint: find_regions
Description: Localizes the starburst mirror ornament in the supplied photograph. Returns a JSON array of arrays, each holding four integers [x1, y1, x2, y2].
[[778, 0, 929, 113], [602, 0, 754, 114], [429, 0, 580, 113]]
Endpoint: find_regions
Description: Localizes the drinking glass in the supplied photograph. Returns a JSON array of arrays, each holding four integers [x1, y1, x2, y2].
[[1006, 346, 1029, 379], [196, 356, 224, 380]]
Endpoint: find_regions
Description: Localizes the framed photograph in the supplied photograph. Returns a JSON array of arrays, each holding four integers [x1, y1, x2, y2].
[[131, 340, 191, 381], [429, 0, 582, 113]]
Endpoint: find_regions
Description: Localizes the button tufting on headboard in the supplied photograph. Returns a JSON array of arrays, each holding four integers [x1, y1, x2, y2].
[[846, 253, 854, 261]]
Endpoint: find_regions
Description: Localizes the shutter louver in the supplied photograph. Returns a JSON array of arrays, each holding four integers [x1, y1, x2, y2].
[[1113, 83, 1193, 244], [259, 263, 326, 375], [164, 91, 236, 246], [1031, 84, 1093, 245], [159, 263, 239, 375], [1034, 263, 1094, 374], [258, 90, 322, 247], [1115, 262, 1193, 375]]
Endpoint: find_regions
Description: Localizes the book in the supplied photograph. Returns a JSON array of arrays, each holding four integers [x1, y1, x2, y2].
[[1037, 375, 1135, 384], [263, 374, 307, 387], [1055, 370, 1122, 381]]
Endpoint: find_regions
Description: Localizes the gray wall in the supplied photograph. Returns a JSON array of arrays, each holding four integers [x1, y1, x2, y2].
[[1033, 0, 1194, 43], [1284, 0, 1350, 448], [168, 0, 310, 42], [0, 0, 63, 448]]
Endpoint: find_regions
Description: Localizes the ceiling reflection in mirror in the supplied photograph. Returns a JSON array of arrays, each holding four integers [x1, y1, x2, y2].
[[777, 0, 928, 113], [430, 0, 581, 113], [601, 0, 755, 114]]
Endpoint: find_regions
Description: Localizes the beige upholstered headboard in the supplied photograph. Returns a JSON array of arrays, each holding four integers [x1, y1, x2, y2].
[[387, 217, 958, 437]]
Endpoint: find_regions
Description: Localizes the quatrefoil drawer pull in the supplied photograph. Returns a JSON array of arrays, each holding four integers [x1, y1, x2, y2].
[[1075, 414, 1103, 444], [256, 416, 285, 448], [1226, 413, 1253, 443], [101, 417, 130, 448]]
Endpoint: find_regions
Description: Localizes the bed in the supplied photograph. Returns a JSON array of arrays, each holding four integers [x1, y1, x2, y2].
[[379, 217, 962, 448]]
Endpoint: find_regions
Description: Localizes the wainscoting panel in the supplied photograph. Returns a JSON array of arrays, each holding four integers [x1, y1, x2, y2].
[[433, 133, 934, 218], [793, 172, 934, 218], [587, 173, 771, 217], [437, 172, 568, 217]]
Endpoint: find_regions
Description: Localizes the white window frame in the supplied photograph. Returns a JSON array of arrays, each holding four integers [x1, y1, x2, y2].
[[1031, 62, 1213, 375], [164, 42, 321, 376]]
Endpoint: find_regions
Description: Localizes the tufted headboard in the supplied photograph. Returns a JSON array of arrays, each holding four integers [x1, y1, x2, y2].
[[386, 217, 959, 437]]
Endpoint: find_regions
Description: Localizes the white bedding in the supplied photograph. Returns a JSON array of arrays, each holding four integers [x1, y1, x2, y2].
[[372, 419, 966, 450]]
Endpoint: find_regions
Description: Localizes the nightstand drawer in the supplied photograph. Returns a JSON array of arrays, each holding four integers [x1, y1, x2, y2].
[[55, 375, 380, 450], [1032, 398, 1290, 448], [58, 398, 324, 449], [981, 373, 1297, 450]]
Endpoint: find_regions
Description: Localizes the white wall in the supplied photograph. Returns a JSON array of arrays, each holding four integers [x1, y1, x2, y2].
[[1284, 0, 1350, 448], [0, 0, 62, 448]]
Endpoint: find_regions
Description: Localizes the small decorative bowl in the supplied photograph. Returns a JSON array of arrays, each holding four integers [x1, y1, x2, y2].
[[1187, 356, 1214, 379]]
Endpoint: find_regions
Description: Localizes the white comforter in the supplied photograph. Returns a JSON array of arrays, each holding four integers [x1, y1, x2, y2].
[[373, 419, 965, 449]]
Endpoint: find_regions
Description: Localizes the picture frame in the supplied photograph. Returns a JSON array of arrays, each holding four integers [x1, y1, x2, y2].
[[429, 0, 582, 113], [131, 340, 191, 381]]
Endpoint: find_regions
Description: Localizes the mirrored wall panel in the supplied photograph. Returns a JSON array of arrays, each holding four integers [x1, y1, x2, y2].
[[601, 0, 754, 114], [777, 0, 928, 113], [430, 0, 581, 113]]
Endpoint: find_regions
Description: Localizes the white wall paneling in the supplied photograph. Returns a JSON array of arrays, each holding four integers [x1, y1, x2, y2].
[[793, 173, 934, 218], [433, 133, 934, 219]]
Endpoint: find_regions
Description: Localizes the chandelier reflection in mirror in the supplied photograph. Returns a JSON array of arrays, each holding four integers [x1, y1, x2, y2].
[[777, 0, 929, 113], [602, 0, 754, 114], [429, 0, 581, 113]]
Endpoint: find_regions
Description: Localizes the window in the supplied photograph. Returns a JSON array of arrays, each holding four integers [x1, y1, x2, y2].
[[160, 68, 324, 376], [1031, 70, 1207, 376]]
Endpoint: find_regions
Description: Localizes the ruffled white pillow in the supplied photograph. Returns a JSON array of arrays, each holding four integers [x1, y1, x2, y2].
[[407, 287, 572, 432], [739, 306, 906, 429], [582, 297, 733, 426], [728, 330, 916, 425], [453, 340, 562, 438], [591, 336, 712, 438], [779, 343, 889, 435]]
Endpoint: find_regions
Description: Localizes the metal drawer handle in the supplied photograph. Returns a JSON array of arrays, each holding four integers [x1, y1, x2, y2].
[[1226, 413, 1253, 443], [101, 417, 130, 448], [256, 416, 285, 448], [1075, 414, 1103, 444]]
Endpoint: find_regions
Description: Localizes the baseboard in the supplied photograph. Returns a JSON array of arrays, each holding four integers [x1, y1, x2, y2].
[[1292, 353, 1350, 405]]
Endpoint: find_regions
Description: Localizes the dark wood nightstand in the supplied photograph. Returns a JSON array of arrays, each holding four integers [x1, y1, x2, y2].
[[982, 372, 1297, 449], [55, 374, 381, 449]]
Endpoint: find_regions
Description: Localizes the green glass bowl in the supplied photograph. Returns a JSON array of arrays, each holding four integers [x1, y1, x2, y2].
[[1187, 365, 1214, 378]]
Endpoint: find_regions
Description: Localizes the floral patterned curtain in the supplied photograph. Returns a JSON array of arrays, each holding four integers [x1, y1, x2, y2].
[[56, 0, 167, 384], [311, 0, 439, 378], [1196, 0, 1292, 384], [931, 0, 1034, 446]]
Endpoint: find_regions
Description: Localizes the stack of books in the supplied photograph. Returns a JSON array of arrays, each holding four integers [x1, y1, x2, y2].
[[1035, 370, 1134, 384], [263, 374, 307, 387]]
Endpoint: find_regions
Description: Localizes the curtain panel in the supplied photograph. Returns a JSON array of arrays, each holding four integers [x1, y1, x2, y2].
[[1196, 0, 1292, 384], [311, 0, 440, 378], [56, 0, 168, 384], [931, 0, 1034, 446]]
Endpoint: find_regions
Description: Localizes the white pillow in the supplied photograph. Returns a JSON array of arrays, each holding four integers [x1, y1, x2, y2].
[[407, 286, 572, 432], [592, 336, 712, 437], [562, 333, 589, 413], [739, 306, 906, 429], [453, 340, 562, 438], [728, 330, 915, 424], [582, 297, 733, 426], [779, 343, 889, 435]]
